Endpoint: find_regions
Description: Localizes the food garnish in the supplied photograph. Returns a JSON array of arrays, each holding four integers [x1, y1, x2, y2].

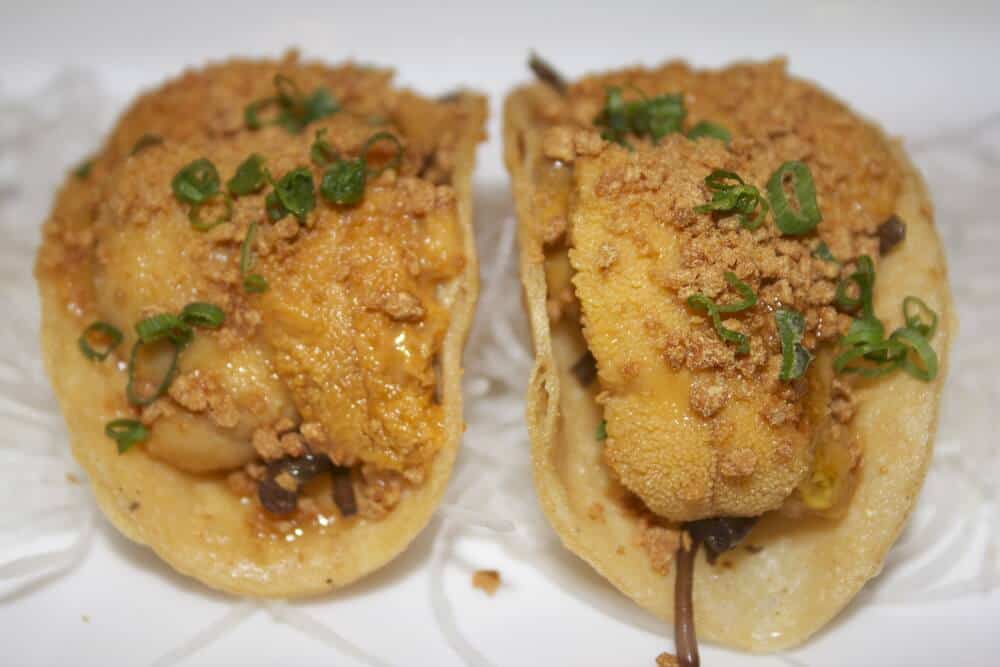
[[775, 309, 812, 381], [105, 419, 149, 453], [78, 321, 123, 361], [319, 131, 403, 206], [240, 220, 268, 293], [686, 272, 756, 355], [694, 170, 769, 230], [766, 161, 822, 236], [244, 74, 339, 134]]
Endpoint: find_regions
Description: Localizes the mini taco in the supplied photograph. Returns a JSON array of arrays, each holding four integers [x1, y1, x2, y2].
[[505, 56, 952, 659], [36, 53, 486, 596]]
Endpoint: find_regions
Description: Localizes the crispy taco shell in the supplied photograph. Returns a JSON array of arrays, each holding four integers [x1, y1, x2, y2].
[[37, 56, 485, 596], [504, 63, 953, 650]]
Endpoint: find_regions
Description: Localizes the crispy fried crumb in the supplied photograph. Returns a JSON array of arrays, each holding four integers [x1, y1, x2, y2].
[[380, 290, 426, 322], [719, 447, 757, 478], [252, 422, 307, 461], [471, 569, 501, 595], [830, 378, 856, 423], [356, 464, 404, 519], [227, 470, 257, 497], [541, 216, 568, 246], [167, 372, 239, 428], [655, 653, 679, 667], [637, 517, 681, 575], [300, 421, 327, 448], [542, 126, 575, 162], [274, 471, 297, 492], [689, 374, 729, 418], [587, 502, 606, 522], [596, 242, 618, 272]]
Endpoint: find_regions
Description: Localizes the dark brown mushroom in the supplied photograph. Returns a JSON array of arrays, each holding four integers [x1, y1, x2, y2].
[[877, 215, 907, 255], [571, 351, 598, 386], [332, 467, 358, 517], [258, 476, 298, 515], [685, 516, 758, 564], [257, 451, 333, 516]]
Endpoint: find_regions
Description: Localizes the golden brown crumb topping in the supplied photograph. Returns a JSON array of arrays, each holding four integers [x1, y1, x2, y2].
[[37, 52, 484, 519]]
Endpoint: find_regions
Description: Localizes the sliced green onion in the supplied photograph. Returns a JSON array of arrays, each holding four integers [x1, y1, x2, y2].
[[834, 255, 876, 318], [840, 315, 886, 351], [361, 131, 404, 177], [172, 158, 220, 205], [902, 296, 938, 339], [73, 159, 94, 180], [687, 294, 750, 356], [273, 74, 303, 107], [273, 167, 315, 221], [240, 221, 268, 294], [891, 326, 938, 381], [189, 194, 233, 231], [265, 191, 287, 221], [78, 321, 123, 361], [129, 133, 163, 156], [244, 75, 339, 134], [227, 154, 267, 196], [596, 419, 607, 441], [321, 159, 367, 206], [631, 93, 685, 143], [686, 121, 731, 144], [105, 419, 149, 454], [282, 87, 338, 134], [243, 274, 269, 293], [594, 86, 631, 147], [766, 161, 822, 236], [812, 241, 839, 264], [244, 98, 275, 131], [716, 272, 757, 313], [180, 302, 225, 329], [310, 129, 339, 167], [834, 339, 905, 377], [126, 338, 181, 407], [694, 169, 769, 230], [775, 309, 813, 381], [593, 86, 685, 147], [134, 313, 192, 346]]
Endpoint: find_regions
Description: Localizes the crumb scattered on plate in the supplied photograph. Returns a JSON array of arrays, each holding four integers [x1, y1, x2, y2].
[[655, 652, 678, 667], [472, 569, 501, 595]]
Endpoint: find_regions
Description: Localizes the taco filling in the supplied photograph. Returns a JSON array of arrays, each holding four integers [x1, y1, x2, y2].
[[505, 56, 951, 658], [37, 53, 485, 595]]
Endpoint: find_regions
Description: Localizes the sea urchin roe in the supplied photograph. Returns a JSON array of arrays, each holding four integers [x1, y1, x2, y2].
[[257, 179, 463, 477]]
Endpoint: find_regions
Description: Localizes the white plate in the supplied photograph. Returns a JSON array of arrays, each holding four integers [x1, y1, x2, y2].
[[2, 2, 998, 665]]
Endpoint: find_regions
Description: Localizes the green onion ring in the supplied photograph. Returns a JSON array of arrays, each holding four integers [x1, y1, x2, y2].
[[78, 321, 123, 361], [125, 338, 181, 407], [105, 419, 149, 454]]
